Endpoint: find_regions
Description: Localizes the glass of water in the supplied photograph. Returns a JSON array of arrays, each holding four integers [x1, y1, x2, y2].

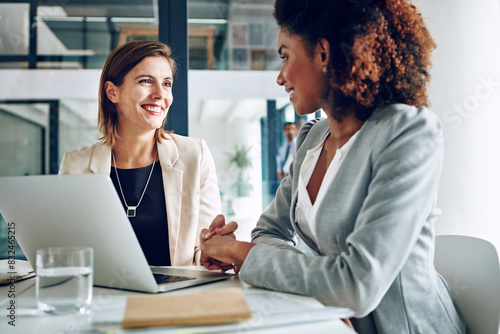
[[36, 246, 93, 314]]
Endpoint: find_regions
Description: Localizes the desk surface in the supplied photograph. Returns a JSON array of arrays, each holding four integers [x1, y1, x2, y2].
[[0, 267, 354, 334]]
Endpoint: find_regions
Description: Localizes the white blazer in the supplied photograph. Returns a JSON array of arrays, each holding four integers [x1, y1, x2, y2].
[[59, 133, 221, 266]]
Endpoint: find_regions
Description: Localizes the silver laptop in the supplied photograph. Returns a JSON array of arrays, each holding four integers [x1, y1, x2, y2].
[[0, 174, 233, 293]]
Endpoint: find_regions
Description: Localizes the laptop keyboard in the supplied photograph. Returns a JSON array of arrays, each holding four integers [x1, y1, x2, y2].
[[153, 273, 197, 284]]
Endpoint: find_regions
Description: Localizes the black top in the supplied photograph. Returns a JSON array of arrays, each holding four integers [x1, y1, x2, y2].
[[110, 162, 171, 266]]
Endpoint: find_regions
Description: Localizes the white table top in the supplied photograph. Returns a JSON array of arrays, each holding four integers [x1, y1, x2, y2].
[[0, 267, 355, 334]]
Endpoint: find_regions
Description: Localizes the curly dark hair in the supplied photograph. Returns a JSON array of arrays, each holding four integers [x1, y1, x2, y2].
[[274, 0, 436, 121]]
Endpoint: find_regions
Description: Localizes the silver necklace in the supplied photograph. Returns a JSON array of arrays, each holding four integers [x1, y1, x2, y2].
[[112, 149, 157, 218]]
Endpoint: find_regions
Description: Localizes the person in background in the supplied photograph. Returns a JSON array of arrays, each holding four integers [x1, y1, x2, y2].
[[59, 40, 220, 266], [200, 0, 466, 333], [276, 122, 297, 179]]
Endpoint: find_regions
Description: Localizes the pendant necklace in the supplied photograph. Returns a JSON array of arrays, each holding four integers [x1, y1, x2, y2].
[[112, 148, 157, 218]]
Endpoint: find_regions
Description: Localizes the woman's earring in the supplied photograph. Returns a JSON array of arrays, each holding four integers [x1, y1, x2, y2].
[[322, 65, 327, 74]]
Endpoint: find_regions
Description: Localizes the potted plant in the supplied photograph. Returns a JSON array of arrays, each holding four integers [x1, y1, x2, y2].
[[226, 144, 253, 197]]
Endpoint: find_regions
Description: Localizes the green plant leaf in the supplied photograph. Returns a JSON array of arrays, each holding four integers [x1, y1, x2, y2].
[[226, 145, 252, 170]]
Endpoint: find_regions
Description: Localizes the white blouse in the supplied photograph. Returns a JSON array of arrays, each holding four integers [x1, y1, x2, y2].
[[296, 131, 359, 241]]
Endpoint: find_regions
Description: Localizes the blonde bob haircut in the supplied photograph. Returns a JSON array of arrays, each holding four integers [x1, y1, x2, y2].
[[98, 40, 177, 147]]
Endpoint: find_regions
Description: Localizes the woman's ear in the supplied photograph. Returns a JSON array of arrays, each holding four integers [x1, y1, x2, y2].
[[105, 81, 118, 103], [317, 38, 330, 67]]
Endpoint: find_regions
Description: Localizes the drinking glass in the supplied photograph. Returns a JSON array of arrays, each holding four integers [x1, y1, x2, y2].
[[36, 246, 93, 314]]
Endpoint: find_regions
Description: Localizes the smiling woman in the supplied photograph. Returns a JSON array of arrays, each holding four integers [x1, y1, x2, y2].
[[105, 56, 174, 138], [98, 41, 178, 149], [58, 41, 221, 267], [200, 1, 467, 333]]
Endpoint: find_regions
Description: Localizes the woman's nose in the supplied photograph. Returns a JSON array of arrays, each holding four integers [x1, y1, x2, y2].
[[276, 71, 285, 86], [151, 84, 164, 99]]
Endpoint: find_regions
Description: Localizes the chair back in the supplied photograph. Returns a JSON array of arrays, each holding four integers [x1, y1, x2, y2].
[[434, 235, 500, 334]]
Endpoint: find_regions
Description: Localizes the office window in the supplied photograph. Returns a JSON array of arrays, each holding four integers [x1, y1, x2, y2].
[[36, 2, 158, 69], [0, 107, 45, 176], [0, 107, 45, 261], [226, 3, 280, 70], [189, 0, 279, 70], [0, 3, 30, 68], [0, 3, 30, 56], [0, 0, 279, 71], [58, 99, 99, 163]]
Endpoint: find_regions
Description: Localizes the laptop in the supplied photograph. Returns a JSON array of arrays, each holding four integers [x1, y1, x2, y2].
[[0, 174, 233, 293]]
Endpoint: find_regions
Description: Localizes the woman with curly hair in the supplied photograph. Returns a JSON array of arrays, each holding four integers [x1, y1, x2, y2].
[[201, 0, 466, 332]]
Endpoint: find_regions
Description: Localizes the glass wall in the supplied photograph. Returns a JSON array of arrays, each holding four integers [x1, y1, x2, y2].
[[0, 3, 30, 55], [36, 1, 158, 69], [0, 0, 279, 70], [0, 3, 30, 69], [0, 105, 46, 260], [0, 106, 45, 176], [58, 99, 100, 163]]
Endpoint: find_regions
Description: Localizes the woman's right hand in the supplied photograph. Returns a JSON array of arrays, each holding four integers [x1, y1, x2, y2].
[[202, 235, 254, 274]]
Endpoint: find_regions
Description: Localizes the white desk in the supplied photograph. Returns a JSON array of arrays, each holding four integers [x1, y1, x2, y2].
[[0, 268, 355, 334]]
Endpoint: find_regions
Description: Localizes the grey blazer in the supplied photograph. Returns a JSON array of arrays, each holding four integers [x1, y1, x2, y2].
[[239, 104, 466, 333]]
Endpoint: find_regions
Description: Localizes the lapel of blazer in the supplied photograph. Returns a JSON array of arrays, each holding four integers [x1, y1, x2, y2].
[[157, 134, 183, 266], [89, 141, 112, 175], [289, 119, 330, 254]]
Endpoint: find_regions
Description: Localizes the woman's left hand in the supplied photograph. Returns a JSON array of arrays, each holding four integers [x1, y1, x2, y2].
[[200, 214, 238, 271], [201, 235, 255, 274]]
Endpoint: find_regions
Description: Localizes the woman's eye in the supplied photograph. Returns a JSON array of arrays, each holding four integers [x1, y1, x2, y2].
[[280, 55, 288, 62], [139, 78, 152, 84], [164, 81, 172, 87]]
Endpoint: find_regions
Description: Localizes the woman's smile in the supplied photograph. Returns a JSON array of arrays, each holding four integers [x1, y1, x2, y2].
[[142, 104, 164, 116]]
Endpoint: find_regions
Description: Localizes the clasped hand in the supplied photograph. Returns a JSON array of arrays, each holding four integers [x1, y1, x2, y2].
[[200, 214, 256, 273], [200, 214, 240, 272]]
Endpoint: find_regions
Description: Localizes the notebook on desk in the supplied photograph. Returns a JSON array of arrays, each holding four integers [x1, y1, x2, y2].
[[0, 174, 233, 293]]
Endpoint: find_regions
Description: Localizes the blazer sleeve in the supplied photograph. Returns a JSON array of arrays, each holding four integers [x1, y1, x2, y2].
[[239, 109, 443, 316], [59, 153, 69, 175], [193, 139, 221, 265]]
